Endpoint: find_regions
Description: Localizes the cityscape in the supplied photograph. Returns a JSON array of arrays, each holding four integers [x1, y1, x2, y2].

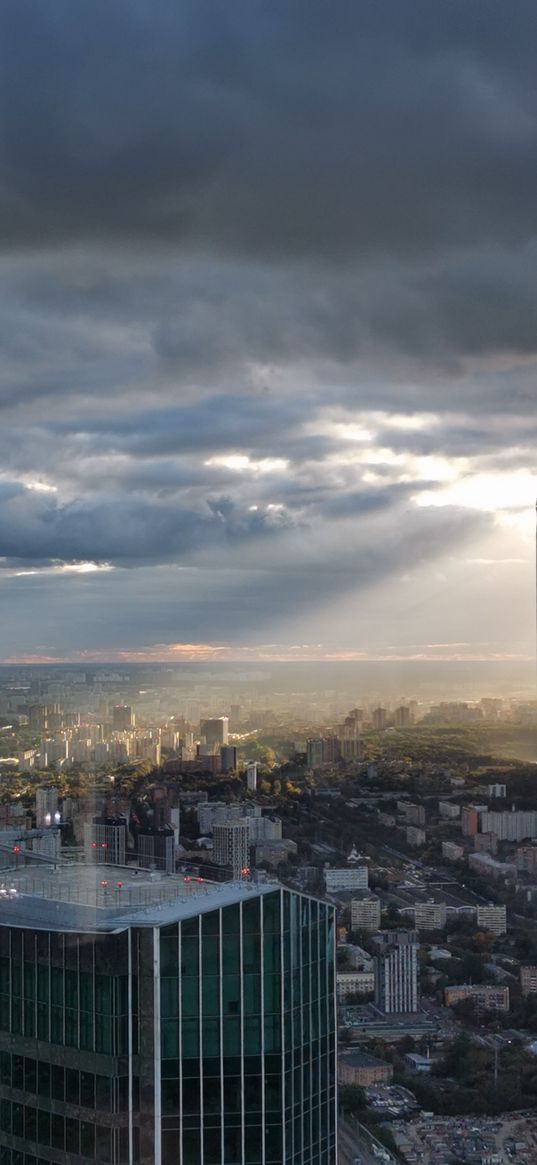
[[3, 2, 537, 1165], [0, 665, 535, 1161]]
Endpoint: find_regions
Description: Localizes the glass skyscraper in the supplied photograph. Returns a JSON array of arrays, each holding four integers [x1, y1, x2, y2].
[[0, 869, 336, 1165]]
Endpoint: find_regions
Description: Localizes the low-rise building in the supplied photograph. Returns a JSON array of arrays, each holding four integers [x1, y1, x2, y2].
[[438, 801, 460, 819], [444, 984, 510, 1012], [336, 971, 375, 999], [406, 825, 426, 848], [442, 840, 464, 861], [324, 866, 368, 893], [338, 1051, 393, 1087], [468, 852, 516, 883]]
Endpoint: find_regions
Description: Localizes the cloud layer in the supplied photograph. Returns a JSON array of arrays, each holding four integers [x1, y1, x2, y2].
[[0, 1, 536, 659]]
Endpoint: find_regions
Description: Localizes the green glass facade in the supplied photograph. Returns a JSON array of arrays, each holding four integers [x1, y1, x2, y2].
[[0, 885, 336, 1165], [158, 889, 336, 1165]]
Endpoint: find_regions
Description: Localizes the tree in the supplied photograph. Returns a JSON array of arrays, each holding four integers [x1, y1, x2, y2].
[[339, 1085, 367, 1116]]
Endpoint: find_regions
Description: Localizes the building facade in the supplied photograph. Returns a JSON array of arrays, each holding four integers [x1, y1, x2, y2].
[[0, 876, 336, 1165], [212, 822, 250, 877], [374, 931, 419, 1015]]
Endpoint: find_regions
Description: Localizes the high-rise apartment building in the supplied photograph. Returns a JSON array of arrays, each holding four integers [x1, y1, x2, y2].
[[212, 821, 250, 876], [374, 931, 419, 1014], [137, 825, 175, 875], [0, 867, 336, 1164], [112, 705, 135, 730]]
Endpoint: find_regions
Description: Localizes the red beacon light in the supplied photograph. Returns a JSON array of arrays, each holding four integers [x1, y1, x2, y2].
[[101, 842, 107, 849], [91, 841, 97, 849], [197, 877, 203, 883], [116, 882, 123, 889], [12, 845, 20, 855], [183, 875, 190, 883], [241, 867, 250, 876], [100, 880, 108, 888]]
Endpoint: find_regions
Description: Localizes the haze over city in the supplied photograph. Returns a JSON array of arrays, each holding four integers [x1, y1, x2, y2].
[[1, 1, 536, 665]]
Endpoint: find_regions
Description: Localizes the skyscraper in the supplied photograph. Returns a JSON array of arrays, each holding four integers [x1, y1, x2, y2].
[[0, 866, 336, 1164], [200, 717, 229, 749]]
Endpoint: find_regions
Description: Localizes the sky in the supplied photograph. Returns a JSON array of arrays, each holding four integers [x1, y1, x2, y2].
[[1, 0, 536, 664]]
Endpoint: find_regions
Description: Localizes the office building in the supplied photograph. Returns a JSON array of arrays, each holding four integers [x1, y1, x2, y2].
[[83, 816, 128, 865], [212, 821, 250, 877], [350, 895, 381, 933], [0, 866, 336, 1165], [476, 904, 507, 936], [374, 931, 419, 1015]]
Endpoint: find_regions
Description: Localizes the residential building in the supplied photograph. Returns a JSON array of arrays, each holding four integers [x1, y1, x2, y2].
[[0, 866, 337, 1164], [521, 965, 537, 995], [474, 832, 498, 854], [219, 746, 237, 773], [112, 704, 135, 730], [336, 971, 375, 999], [479, 810, 537, 842], [350, 895, 381, 933], [399, 802, 426, 827], [441, 840, 464, 861], [212, 821, 250, 876], [374, 931, 419, 1014], [468, 853, 516, 882], [444, 984, 510, 1012], [476, 904, 507, 936], [414, 901, 447, 931], [406, 826, 426, 848], [461, 806, 479, 837], [515, 845, 537, 875], [488, 783, 507, 799], [438, 800, 460, 819]]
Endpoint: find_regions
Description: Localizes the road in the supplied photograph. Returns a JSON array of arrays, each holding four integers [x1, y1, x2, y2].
[[338, 1116, 398, 1165]]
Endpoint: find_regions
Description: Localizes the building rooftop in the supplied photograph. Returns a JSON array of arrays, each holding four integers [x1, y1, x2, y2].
[[0, 863, 281, 933]]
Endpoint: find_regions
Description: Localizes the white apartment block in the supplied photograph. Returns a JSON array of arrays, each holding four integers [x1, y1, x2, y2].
[[351, 896, 381, 932], [414, 901, 447, 930], [476, 904, 507, 935], [438, 801, 460, 819]]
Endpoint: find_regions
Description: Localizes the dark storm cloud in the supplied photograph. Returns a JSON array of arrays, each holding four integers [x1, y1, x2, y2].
[[2, 0, 537, 263]]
